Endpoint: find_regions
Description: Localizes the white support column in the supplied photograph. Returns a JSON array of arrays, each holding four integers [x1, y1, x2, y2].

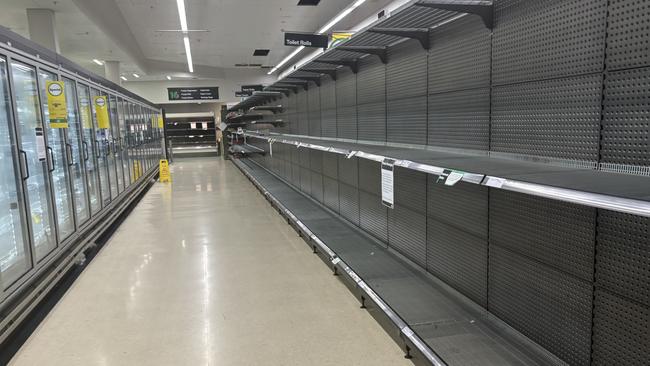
[[104, 61, 121, 85], [26, 9, 60, 53]]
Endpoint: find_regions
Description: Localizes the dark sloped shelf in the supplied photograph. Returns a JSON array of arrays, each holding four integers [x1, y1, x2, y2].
[[233, 157, 563, 366], [226, 113, 267, 123], [245, 132, 650, 217], [249, 105, 284, 113]]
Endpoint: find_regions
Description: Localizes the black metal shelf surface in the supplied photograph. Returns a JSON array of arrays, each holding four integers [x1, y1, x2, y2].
[[245, 132, 650, 217], [233, 157, 562, 366]]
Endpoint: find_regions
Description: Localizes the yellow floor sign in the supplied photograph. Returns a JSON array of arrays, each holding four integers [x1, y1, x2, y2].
[[159, 159, 171, 183]]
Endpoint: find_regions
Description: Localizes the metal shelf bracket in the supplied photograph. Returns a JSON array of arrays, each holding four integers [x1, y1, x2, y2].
[[337, 46, 388, 64], [313, 59, 359, 74], [415, 0, 494, 29], [369, 27, 431, 50]]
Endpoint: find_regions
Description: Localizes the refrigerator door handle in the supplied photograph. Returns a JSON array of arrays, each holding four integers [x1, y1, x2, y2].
[[82, 141, 89, 161], [46, 146, 55, 172], [66, 143, 74, 166], [19, 150, 30, 180]]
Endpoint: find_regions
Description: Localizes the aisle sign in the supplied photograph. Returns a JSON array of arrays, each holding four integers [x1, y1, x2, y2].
[[284, 32, 328, 48], [235, 91, 252, 98], [381, 159, 395, 209], [159, 160, 171, 183], [168, 87, 219, 101], [241, 84, 263, 92], [93, 96, 110, 129], [46, 81, 68, 128]]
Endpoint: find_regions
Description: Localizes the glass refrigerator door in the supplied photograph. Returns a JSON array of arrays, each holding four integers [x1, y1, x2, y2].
[[9, 61, 57, 262], [128, 103, 138, 181], [118, 99, 131, 187], [63, 78, 90, 226], [108, 95, 123, 194], [90, 89, 111, 206], [38, 70, 75, 244], [0, 57, 31, 289], [76, 84, 101, 215]]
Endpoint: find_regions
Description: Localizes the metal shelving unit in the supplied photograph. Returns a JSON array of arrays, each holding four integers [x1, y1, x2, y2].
[[231, 1, 650, 365], [245, 132, 650, 217]]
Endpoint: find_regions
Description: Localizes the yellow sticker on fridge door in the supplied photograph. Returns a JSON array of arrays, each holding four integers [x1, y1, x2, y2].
[[94, 96, 110, 129], [46, 81, 68, 128]]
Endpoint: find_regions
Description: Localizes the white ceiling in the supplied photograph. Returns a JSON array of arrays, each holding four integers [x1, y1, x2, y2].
[[116, 0, 357, 68], [0, 0, 395, 91], [0, 0, 135, 76]]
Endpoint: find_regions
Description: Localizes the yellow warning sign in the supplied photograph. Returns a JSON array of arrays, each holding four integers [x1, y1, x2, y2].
[[331, 32, 353, 47], [157, 115, 164, 129], [159, 159, 171, 183], [132, 161, 142, 182], [94, 96, 110, 129], [46, 81, 68, 128]]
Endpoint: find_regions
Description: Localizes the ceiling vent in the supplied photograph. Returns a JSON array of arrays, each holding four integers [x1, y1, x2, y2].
[[297, 0, 320, 5], [253, 49, 270, 56]]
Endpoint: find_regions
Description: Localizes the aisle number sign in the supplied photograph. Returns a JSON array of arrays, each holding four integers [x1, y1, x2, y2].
[[159, 160, 171, 183], [94, 96, 110, 129], [46, 81, 68, 128]]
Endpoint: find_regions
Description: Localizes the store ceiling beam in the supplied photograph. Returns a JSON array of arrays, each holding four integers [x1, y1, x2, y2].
[[336, 46, 388, 64], [415, 0, 494, 29], [369, 27, 430, 50], [301, 68, 338, 81], [312, 59, 359, 73]]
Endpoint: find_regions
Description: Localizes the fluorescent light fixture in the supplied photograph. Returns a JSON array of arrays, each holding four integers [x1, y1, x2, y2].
[[183, 36, 194, 73], [267, 46, 304, 75], [268, 0, 367, 75], [120, 76, 128, 81], [92, 59, 104, 65], [176, 0, 194, 73], [133, 73, 140, 78], [176, 0, 188, 31], [318, 0, 366, 33], [166, 75, 172, 80]]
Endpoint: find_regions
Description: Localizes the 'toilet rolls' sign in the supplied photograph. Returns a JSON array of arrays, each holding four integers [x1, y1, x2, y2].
[[284, 32, 329, 48]]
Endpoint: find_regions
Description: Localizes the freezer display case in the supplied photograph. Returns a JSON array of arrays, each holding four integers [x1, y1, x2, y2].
[[9, 61, 57, 262], [38, 70, 75, 245], [76, 84, 101, 216], [0, 57, 30, 288], [0, 28, 163, 342], [63, 78, 90, 226], [108, 95, 124, 194]]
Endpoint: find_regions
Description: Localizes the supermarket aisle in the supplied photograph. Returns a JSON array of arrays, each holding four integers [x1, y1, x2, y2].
[[10, 157, 409, 366]]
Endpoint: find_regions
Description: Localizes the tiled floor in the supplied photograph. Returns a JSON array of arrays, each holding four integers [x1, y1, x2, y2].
[[10, 157, 409, 366]]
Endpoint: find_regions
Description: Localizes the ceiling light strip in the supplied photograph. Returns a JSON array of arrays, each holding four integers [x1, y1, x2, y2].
[[177, 0, 193, 73], [268, 0, 367, 75]]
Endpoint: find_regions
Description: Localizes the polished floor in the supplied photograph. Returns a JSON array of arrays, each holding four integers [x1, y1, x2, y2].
[[10, 158, 410, 366]]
